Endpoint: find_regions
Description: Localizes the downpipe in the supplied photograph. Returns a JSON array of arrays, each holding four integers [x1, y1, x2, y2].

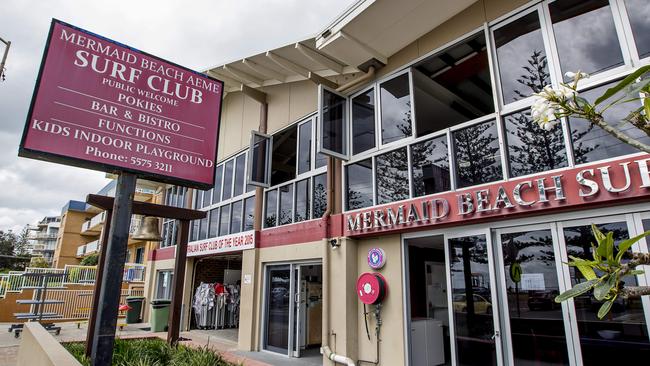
[[321, 345, 356, 366]]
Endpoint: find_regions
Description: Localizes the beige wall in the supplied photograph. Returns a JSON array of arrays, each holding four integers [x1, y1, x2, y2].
[[143, 258, 175, 323], [53, 210, 94, 268], [217, 80, 318, 162]]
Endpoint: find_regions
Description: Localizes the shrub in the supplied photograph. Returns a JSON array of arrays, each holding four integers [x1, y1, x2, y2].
[[63, 338, 234, 366]]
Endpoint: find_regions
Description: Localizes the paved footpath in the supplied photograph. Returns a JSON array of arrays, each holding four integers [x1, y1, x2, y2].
[[0, 322, 297, 366]]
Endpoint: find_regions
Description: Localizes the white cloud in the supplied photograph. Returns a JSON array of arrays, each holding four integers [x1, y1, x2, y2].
[[0, 0, 355, 231]]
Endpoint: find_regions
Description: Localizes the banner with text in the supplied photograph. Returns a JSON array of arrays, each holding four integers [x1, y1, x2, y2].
[[187, 230, 255, 257], [19, 19, 223, 188]]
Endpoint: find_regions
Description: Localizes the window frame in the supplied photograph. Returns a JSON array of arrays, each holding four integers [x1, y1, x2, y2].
[[247, 130, 273, 188], [262, 114, 328, 228], [317, 84, 350, 160]]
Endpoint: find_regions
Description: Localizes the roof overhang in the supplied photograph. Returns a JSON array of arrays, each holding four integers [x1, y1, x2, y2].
[[316, 0, 479, 68]]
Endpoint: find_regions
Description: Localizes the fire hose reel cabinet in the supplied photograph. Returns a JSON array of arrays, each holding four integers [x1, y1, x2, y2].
[[357, 272, 387, 305]]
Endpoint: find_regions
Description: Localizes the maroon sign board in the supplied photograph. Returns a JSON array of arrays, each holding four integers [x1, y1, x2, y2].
[[19, 19, 223, 189]]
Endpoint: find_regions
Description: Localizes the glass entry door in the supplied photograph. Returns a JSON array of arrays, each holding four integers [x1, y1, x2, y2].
[[446, 231, 503, 366], [557, 216, 650, 365], [494, 224, 572, 365], [264, 263, 322, 358], [264, 265, 291, 354]]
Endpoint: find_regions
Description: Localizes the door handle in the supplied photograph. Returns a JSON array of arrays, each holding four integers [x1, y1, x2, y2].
[[491, 330, 500, 340]]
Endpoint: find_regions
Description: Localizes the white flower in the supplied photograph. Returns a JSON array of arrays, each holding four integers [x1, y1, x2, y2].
[[531, 97, 559, 130]]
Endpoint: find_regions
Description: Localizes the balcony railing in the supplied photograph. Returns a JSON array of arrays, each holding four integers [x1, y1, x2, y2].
[[123, 263, 146, 282], [85, 240, 99, 254], [82, 211, 105, 233], [76, 245, 86, 257]]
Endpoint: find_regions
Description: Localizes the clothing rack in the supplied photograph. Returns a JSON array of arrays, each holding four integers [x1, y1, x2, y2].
[[8, 272, 65, 338], [192, 282, 240, 329]]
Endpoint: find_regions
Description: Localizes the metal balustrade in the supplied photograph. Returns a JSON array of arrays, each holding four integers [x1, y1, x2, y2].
[[0, 262, 146, 299], [40, 287, 145, 321]]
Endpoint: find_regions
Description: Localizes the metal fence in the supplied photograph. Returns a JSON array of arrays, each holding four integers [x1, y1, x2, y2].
[[40, 287, 146, 321], [0, 263, 146, 299]]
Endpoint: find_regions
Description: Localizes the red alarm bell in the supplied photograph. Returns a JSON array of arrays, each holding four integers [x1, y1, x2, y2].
[[357, 272, 387, 305]]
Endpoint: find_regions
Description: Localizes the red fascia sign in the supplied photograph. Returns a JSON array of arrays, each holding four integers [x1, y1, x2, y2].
[[19, 19, 223, 189], [187, 230, 256, 257], [345, 155, 650, 237]]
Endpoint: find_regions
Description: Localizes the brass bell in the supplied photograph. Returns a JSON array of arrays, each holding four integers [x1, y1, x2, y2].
[[132, 216, 162, 241]]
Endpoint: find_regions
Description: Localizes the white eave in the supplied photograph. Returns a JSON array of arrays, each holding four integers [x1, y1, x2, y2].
[[204, 38, 358, 93], [316, 0, 479, 68], [204, 0, 478, 93]]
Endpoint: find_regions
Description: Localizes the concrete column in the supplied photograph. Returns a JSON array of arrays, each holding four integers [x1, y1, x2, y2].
[[326, 237, 359, 364], [238, 248, 259, 350]]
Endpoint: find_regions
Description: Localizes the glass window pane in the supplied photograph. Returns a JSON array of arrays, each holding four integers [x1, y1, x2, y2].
[[295, 179, 310, 222], [320, 87, 347, 157], [494, 11, 550, 103], [454, 120, 502, 188], [265, 189, 278, 228], [278, 184, 293, 226], [271, 125, 298, 186], [212, 165, 224, 204], [195, 190, 203, 209], [202, 189, 211, 208], [505, 110, 568, 177], [234, 154, 246, 197], [625, 0, 650, 59], [191, 220, 199, 242], [199, 216, 208, 240], [380, 73, 412, 144], [230, 200, 243, 234], [569, 81, 650, 164], [345, 159, 373, 210], [298, 121, 312, 175], [219, 205, 230, 236], [312, 173, 327, 218], [376, 147, 409, 204], [500, 229, 570, 364], [562, 222, 649, 364], [352, 89, 376, 154], [250, 133, 271, 187], [549, 0, 624, 81], [411, 135, 450, 197], [222, 160, 234, 200], [243, 196, 255, 231], [449, 235, 497, 366], [413, 33, 494, 137], [208, 208, 219, 238]]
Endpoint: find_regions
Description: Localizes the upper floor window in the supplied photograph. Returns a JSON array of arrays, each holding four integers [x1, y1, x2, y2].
[[191, 150, 256, 242], [264, 115, 328, 228], [549, 0, 624, 82], [161, 186, 188, 248], [380, 72, 412, 144]]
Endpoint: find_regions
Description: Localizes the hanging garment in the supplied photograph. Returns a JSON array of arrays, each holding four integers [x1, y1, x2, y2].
[[193, 282, 216, 328]]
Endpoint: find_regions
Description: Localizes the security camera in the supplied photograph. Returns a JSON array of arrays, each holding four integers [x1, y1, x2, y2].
[[329, 238, 340, 250]]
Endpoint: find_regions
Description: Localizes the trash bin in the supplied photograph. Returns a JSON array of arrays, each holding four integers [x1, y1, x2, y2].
[[150, 299, 171, 332], [126, 296, 145, 324]]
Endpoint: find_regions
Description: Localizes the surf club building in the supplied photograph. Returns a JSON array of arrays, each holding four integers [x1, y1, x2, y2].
[[145, 0, 650, 365]]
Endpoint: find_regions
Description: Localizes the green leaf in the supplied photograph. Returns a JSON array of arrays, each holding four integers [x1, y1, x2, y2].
[[644, 97, 650, 120], [555, 279, 598, 303], [615, 230, 650, 262], [568, 256, 598, 280], [606, 232, 615, 262], [597, 299, 615, 319], [625, 270, 645, 276], [594, 275, 616, 301], [592, 224, 605, 242], [595, 65, 650, 105]]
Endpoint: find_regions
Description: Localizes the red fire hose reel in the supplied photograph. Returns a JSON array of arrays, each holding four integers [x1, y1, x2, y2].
[[357, 272, 388, 305]]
